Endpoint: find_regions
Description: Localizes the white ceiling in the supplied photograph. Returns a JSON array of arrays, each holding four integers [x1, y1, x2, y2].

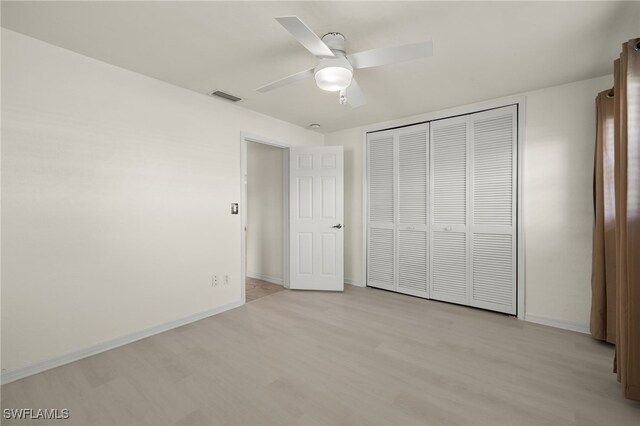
[[2, 1, 638, 133]]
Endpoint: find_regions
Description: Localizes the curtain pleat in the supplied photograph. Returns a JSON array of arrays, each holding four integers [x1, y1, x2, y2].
[[591, 90, 616, 344]]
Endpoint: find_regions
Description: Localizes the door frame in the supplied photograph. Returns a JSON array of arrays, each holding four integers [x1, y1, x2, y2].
[[240, 132, 290, 304], [361, 95, 526, 319]]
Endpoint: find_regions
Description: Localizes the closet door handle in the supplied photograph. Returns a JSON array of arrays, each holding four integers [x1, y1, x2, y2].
[[332, 224, 343, 229]]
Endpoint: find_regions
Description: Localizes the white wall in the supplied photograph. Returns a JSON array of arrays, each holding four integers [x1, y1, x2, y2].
[[246, 141, 284, 283], [325, 74, 612, 329], [0, 29, 323, 374], [522, 76, 611, 328]]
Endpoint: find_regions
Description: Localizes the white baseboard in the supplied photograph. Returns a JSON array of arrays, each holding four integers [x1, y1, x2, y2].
[[345, 278, 365, 287], [1, 299, 244, 385], [524, 314, 590, 334], [246, 272, 283, 286]]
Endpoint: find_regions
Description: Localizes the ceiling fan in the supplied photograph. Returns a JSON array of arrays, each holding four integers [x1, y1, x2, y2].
[[256, 16, 434, 108]]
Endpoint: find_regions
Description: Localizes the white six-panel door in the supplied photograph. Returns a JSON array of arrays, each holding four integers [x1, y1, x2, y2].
[[366, 106, 517, 315], [289, 146, 344, 291]]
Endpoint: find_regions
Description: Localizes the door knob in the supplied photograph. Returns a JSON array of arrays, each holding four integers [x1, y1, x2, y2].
[[332, 224, 343, 229]]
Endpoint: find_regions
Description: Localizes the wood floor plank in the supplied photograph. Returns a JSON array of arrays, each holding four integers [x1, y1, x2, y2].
[[2, 285, 639, 425]]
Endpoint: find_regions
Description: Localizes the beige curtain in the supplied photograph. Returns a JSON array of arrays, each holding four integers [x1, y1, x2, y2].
[[592, 37, 640, 401]]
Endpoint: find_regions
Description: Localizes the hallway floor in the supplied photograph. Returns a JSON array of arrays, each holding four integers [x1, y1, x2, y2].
[[245, 276, 284, 302]]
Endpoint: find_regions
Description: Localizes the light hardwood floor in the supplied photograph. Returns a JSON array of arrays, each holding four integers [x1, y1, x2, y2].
[[2, 286, 639, 425], [245, 277, 284, 302]]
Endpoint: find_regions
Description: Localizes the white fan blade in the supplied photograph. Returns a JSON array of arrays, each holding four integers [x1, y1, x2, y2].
[[347, 78, 366, 108], [275, 16, 335, 58], [347, 40, 433, 69], [256, 68, 315, 93]]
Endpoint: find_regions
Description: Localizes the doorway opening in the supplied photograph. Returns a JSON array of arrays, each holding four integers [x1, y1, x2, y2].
[[241, 134, 290, 303], [241, 134, 345, 302]]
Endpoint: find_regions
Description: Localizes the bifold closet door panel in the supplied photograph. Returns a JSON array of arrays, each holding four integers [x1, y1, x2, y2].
[[429, 117, 469, 305], [397, 125, 429, 297], [369, 227, 394, 290], [470, 107, 517, 314], [367, 132, 395, 291], [367, 106, 517, 314]]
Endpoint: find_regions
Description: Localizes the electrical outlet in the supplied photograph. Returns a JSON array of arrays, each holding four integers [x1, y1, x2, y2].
[[212, 275, 218, 287], [224, 274, 229, 285]]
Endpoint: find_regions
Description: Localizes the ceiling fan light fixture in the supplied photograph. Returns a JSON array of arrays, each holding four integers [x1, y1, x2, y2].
[[314, 57, 353, 92], [314, 66, 353, 91]]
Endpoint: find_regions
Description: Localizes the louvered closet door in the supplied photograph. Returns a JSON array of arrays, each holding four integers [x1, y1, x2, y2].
[[470, 106, 517, 314], [397, 125, 429, 297], [429, 116, 469, 305], [367, 130, 395, 291]]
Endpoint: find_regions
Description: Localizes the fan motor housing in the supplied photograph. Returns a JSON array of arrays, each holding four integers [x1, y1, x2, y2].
[[321, 32, 346, 53]]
